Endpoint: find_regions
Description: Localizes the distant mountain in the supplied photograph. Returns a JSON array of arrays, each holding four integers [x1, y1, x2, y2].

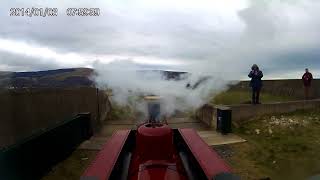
[[0, 68, 191, 89], [0, 68, 95, 88], [138, 70, 189, 80]]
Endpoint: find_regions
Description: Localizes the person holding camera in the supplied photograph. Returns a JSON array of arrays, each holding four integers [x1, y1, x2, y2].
[[248, 64, 263, 104], [302, 68, 313, 100]]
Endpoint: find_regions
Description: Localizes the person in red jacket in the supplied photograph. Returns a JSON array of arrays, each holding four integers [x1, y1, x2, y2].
[[302, 68, 313, 100]]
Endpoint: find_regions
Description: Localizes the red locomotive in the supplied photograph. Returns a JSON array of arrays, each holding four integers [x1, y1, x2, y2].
[[81, 122, 238, 180], [81, 97, 238, 180]]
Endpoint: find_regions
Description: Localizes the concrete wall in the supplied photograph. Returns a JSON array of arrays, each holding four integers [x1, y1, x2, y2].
[[0, 88, 111, 148], [229, 79, 320, 99], [230, 99, 320, 125], [196, 104, 216, 128], [197, 100, 320, 128]]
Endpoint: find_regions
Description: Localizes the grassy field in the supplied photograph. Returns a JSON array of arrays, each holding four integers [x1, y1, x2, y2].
[[211, 90, 297, 105], [219, 109, 320, 180]]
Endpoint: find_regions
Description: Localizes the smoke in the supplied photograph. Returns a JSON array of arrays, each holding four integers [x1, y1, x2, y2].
[[93, 60, 229, 117], [90, 0, 320, 116]]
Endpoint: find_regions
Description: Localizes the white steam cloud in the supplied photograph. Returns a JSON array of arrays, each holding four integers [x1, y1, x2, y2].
[[93, 60, 230, 117]]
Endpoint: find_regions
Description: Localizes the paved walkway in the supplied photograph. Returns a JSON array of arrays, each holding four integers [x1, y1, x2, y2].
[[79, 117, 246, 150]]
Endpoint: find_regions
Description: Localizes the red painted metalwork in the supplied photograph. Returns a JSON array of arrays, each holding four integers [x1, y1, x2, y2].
[[135, 123, 174, 161], [129, 123, 187, 180], [178, 128, 232, 179], [81, 130, 130, 180], [81, 124, 235, 180]]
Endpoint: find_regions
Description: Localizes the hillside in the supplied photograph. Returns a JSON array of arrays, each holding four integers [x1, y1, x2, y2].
[[0, 68, 95, 88], [0, 68, 191, 89]]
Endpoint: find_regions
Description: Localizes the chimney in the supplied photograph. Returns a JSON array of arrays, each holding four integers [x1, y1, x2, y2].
[[144, 96, 161, 123]]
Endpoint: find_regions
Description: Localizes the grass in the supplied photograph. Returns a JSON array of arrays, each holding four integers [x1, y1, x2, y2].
[[108, 103, 137, 121], [41, 150, 98, 180], [225, 109, 320, 180], [212, 90, 296, 105]]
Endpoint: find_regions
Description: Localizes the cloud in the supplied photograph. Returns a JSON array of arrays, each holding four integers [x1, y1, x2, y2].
[[0, 50, 62, 71], [0, 0, 320, 77]]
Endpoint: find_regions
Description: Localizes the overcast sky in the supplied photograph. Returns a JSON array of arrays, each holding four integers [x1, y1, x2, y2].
[[0, 0, 320, 79]]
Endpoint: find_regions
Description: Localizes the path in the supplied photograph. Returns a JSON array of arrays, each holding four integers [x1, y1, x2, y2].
[[79, 117, 245, 150]]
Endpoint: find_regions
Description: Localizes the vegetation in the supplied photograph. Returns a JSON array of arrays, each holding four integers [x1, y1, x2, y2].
[[108, 103, 137, 120], [42, 150, 97, 180], [225, 109, 320, 180], [107, 95, 147, 121]]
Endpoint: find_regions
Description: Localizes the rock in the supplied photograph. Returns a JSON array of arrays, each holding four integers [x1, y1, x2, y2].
[[213, 145, 234, 159]]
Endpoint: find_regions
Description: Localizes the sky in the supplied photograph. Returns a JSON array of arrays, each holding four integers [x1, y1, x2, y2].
[[0, 0, 320, 79]]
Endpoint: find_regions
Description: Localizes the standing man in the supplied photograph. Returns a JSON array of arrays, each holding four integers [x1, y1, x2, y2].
[[248, 64, 263, 104], [302, 68, 313, 100]]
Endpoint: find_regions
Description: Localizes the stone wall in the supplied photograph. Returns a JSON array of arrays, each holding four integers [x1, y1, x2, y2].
[[0, 88, 111, 148]]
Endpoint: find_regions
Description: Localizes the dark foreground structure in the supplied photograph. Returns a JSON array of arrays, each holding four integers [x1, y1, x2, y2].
[[81, 122, 238, 180], [0, 113, 92, 180]]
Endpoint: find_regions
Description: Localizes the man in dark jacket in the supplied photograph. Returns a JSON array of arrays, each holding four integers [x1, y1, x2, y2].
[[248, 64, 263, 104], [302, 68, 313, 100]]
